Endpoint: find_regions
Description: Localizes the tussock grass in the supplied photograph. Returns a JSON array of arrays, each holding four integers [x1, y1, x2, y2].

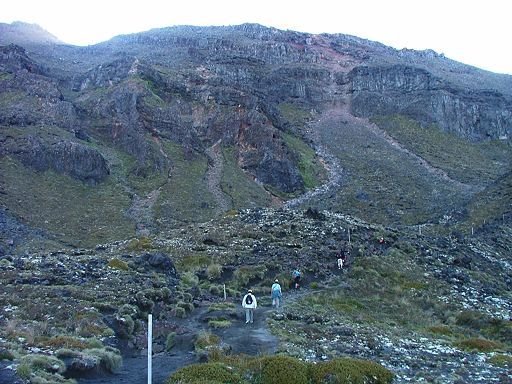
[[167, 353, 393, 384]]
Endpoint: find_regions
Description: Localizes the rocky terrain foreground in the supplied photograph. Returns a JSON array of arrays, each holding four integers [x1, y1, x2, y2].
[[0, 208, 511, 383]]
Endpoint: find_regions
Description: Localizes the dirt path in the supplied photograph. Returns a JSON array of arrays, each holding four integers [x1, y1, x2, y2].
[[204, 139, 232, 214], [76, 299, 284, 384]]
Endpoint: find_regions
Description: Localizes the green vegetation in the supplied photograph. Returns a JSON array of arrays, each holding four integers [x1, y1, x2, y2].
[[208, 319, 232, 328], [194, 330, 221, 352], [311, 357, 394, 384], [488, 354, 512, 368], [167, 362, 243, 384], [0, 157, 133, 248], [17, 354, 71, 384], [107, 258, 130, 271], [167, 355, 393, 384], [278, 102, 311, 126], [282, 132, 327, 189], [125, 236, 154, 251], [300, 251, 438, 330], [372, 115, 512, 185], [155, 141, 218, 224], [460, 171, 512, 232], [233, 264, 268, 289], [176, 253, 211, 272], [221, 147, 273, 208], [455, 338, 504, 352], [206, 263, 223, 280]]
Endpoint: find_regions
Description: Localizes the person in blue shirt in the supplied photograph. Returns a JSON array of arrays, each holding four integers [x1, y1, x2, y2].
[[271, 279, 282, 308], [292, 269, 301, 289]]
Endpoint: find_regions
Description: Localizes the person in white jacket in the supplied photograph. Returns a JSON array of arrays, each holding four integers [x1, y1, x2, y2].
[[241, 289, 257, 324]]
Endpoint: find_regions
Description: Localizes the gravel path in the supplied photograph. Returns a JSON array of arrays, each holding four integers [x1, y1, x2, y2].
[[76, 300, 281, 384]]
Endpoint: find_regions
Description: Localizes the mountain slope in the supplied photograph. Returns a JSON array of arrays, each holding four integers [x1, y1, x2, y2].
[[0, 22, 511, 248]]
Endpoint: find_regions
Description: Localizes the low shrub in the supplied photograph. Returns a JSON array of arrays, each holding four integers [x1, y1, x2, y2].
[[42, 335, 101, 350], [428, 325, 453, 337], [107, 258, 129, 271], [83, 347, 123, 373], [258, 355, 310, 384], [125, 236, 153, 251], [167, 362, 243, 384], [455, 338, 503, 352], [209, 284, 221, 296], [174, 307, 187, 318], [206, 263, 223, 280], [488, 354, 512, 368], [311, 357, 394, 384], [180, 271, 200, 288], [165, 332, 176, 351], [207, 302, 237, 313], [177, 301, 195, 312], [194, 330, 220, 351], [167, 353, 394, 384], [233, 265, 267, 288], [208, 319, 232, 329], [0, 348, 14, 361]]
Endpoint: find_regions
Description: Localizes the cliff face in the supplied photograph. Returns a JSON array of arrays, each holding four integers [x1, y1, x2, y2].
[[0, 22, 511, 245], [349, 65, 512, 140]]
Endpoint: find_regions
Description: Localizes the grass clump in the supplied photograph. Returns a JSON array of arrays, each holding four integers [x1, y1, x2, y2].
[[107, 258, 130, 271], [165, 332, 176, 351], [208, 319, 232, 329], [455, 338, 504, 352], [455, 311, 512, 346], [206, 263, 223, 280], [233, 265, 267, 288], [311, 357, 394, 384], [17, 354, 72, 384], [427, 325, 453, 337], [194, 330, 220, 352], [168, 353, 393, 384], [176, 254, 211, 273], [488, 354, 512, 368], [0, 348, 14, 361], [258, 355, 310, 384], [167, 362, 243, 384], [40, 335, 102, 350], [82, 347, 123, 373], [125, 237, 154, 251], [208, 302, 237, 313]]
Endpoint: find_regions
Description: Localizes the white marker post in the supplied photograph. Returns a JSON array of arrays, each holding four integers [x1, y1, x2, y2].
[[148, 314, 152, 384]]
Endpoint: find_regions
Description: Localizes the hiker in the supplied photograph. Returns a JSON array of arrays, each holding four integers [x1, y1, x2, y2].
[[337, 253, 344, 270], [271, 279, 282, 308], [291, 269, 301, 289], [241, 289, 257, 324]]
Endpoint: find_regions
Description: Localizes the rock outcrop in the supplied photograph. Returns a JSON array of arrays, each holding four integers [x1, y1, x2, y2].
[[349, 64, 512, 140]]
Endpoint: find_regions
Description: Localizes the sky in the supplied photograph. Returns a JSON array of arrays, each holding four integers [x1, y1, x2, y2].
[[1, 0, 511, 75]]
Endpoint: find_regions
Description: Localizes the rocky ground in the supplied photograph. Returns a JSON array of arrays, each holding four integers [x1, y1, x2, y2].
[[0, 208, 511, 383]]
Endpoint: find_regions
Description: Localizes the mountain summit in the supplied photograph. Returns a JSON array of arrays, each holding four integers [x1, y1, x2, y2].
[[0, 21, 62, 46]]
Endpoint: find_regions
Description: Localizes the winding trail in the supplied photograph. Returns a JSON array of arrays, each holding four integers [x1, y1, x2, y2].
[[285, 96, 477, 209], [204, 139, 232, 214], [76, 288, 315, 384]]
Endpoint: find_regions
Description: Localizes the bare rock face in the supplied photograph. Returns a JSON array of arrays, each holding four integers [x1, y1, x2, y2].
[[12, 137, 110, 184], [349, 65, 512, 140], [0, 44, 77, 128]]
